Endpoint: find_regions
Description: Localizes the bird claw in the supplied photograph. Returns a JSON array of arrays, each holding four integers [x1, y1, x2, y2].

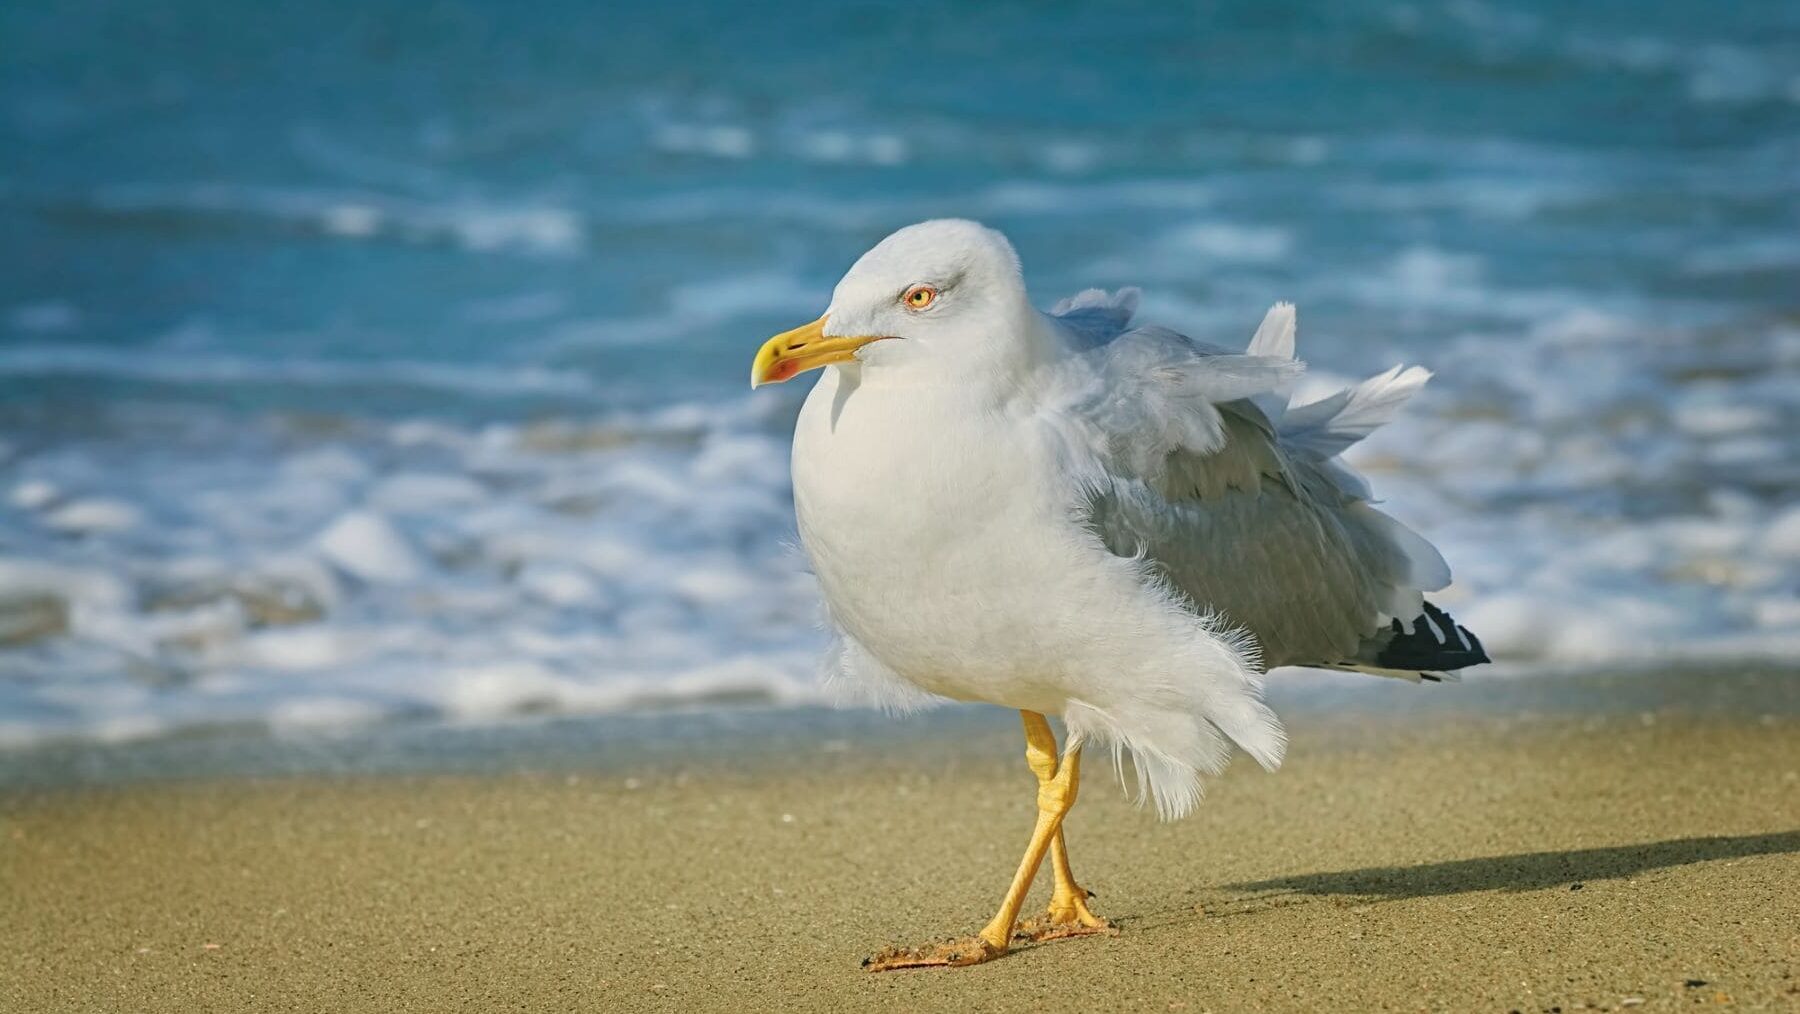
[[1013, 912, 1117, 943], [1020, 888, 1114, 941], [862, 934, 1006, 972]]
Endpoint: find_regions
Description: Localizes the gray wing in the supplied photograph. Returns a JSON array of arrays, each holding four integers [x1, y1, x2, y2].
[[1050, 299, 1454, 672], [1089, 411, 1434, 668]]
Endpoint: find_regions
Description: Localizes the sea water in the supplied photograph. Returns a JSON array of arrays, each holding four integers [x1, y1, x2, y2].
[[2, 0, 1796, 746]]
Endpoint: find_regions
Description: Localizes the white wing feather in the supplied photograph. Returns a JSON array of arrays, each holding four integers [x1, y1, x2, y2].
[[1046, 295, 1450, 664], [1281, 364, 1433, 459]]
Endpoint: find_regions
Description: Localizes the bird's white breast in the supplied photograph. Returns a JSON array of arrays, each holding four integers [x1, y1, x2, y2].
[[791, 367, 1098, 711]]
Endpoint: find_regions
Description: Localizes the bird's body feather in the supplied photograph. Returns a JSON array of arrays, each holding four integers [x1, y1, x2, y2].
[[795, 360, 1283, 818]]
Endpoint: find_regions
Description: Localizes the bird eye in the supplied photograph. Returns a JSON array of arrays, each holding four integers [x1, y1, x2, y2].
[[902, 284, 938, 310]]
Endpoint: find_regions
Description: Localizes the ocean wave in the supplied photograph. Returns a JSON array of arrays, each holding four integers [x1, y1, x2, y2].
[[0, 395, 823, 747], [46, 183, 586, 257], [0, 300, 1795, 750], [0, 344, 597, 398]]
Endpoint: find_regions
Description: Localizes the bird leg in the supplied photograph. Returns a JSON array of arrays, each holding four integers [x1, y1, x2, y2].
[[864, 711, 1110, 972], [1018, 717, 1112, 942], [1023, 825, 1112, 939]]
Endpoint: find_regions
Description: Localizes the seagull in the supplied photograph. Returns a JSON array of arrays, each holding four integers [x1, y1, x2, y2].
[[751, 219, 1487, 970]]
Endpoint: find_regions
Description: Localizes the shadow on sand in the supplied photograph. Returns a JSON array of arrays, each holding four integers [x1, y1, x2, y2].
[[1222, 830, 1800, 902]]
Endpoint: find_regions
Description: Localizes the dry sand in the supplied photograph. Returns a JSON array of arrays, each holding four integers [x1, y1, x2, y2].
[[4, 684, 1798, 1012]]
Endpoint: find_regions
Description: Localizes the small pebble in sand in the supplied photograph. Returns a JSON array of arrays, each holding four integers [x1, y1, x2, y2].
[[1620, 998, 1644, 1007]]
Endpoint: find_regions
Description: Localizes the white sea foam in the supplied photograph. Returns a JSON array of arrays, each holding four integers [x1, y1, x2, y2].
[[41, 498, 142, 536], [10, 480, 61, 511], [0, 344, 597, 397], [314, 511, 429, 585], [1159, 222, 1295, 264], [652, 122, 757, 160], [0, 393, 834, 745], [0, 302, 1791, 752]]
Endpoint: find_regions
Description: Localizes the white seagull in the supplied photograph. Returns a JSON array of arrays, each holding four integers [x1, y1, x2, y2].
[[751, 219, 1487, 969]]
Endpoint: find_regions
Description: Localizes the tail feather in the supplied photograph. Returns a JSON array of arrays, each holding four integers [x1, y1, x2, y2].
[[1246, 302, 1296, 360], [1246, 302, 1299, 421], [1280, 364, 1432, 459], [1331, 601, 1489, 680], [1238, 303, 1427, 459]]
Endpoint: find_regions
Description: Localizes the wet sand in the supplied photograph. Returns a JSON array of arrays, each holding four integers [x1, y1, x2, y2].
[[4, 678, 1799, 1012]]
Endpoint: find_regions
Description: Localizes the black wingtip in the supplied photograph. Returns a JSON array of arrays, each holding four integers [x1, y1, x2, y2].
[[1372, 601, 1490, 672]]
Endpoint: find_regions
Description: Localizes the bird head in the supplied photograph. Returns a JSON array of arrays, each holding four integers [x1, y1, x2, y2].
[[751, 219, 1040, 388]]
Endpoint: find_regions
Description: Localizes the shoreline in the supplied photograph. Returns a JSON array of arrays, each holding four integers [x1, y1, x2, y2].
[[5, 664, 1795, 791]]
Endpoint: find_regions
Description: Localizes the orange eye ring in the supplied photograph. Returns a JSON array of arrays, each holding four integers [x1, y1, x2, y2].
[[902, 284, 938, 310]]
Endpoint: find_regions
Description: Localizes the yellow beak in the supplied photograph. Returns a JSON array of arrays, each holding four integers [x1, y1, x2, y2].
[[750, 316, 890, 388]]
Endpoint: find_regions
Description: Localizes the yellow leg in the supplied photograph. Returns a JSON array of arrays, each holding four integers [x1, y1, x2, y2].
[[972, 711, 1077, 948], [865, 711, 1110, 972], [1022, 717, 1110, 939], [1041, 825, 1110, 931]]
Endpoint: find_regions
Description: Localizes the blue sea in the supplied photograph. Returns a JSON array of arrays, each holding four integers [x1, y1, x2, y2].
[[2, 0, 1796, 747]]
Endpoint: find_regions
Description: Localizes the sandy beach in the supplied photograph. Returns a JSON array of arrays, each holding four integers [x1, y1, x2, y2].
[[4, 671, 1798, 1013]]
